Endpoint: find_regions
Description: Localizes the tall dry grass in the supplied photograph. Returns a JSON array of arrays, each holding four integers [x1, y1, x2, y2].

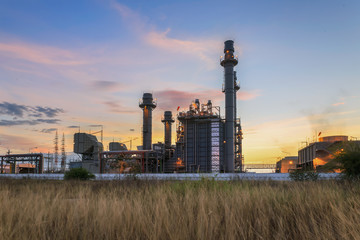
[[0, 179, 359, 240]]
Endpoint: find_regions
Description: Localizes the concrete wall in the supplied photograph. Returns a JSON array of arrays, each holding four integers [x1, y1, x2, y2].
[[0, 173, 340, 181]]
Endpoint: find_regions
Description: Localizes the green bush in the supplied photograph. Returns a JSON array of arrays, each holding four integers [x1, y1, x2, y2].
[[289, 170, 319, 181], [64, 168, 95, 180], [332, 142, 360, 180]]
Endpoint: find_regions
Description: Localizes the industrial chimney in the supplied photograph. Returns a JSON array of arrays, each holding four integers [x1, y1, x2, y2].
[[221, 40, 238, 172], [139, 93, 156, 150], [161, 111, 174, 149]]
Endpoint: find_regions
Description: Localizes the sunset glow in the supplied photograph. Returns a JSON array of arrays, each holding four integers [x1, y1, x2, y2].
[[0, 0, 359, 165]]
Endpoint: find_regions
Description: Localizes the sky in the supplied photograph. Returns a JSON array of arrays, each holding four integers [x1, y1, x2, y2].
[[0, 0, 359, 164]]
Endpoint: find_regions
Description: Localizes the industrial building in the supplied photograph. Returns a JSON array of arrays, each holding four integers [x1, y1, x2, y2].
[[73, 133, 103, 173], [276, 156, 298, 173], [172, 99, 224, 172], [297, 135, 359, 171]]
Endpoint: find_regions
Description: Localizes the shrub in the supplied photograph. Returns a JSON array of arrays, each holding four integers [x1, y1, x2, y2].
[[64, 168, 95, 180], [332, 142, 360, 180], [289, 170, 319, 181]]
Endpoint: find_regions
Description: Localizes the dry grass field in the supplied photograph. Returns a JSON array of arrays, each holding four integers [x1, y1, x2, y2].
[[0, 179, 360, 240]]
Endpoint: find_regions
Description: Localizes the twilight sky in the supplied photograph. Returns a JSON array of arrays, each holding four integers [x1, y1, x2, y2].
[[0, 0, 359, 164]]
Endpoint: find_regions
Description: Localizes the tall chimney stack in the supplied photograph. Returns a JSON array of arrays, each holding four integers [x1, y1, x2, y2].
[[161, 111, 174, 149], [139, 93, 156, 150], [221, 40, 238, 172]]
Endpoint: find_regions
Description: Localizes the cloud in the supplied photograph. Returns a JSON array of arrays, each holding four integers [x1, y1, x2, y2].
[[145, 29, 218, 65], [89, 124, 103, 127], [103, 101, 137, 114], [111, 2, 219, 67], [40, 128, 58, 133], [0, 102, 64, 118], [91, 80, 121, 91], [33, 106, 64, 118], [237, 90, 262, 100], [302, 107, 356, 132], [0, 102, 28, 117], [332, 102, 345, 107], [68, 125, 80, 129], [0, 41, 88, 66], [0, 102, 64, 126], [155, 89, 220, 110], [0, 119, 60, 126], [155, 88, 261, 110]]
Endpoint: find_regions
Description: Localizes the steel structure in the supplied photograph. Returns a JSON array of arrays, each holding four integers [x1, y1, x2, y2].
[[54, 130, 59, 170], [175, 99, 224, 173], [243, 164, 277, 170], [100, 150, 158, 173], [0, 154, 44, 174], [61, 133, 66, 172], [139, 93, 157, 150]]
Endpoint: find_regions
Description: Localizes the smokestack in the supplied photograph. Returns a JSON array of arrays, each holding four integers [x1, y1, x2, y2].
[[161, 111, 175, 149], [139, 93, 156, 150], [221, 40, 238, 172]]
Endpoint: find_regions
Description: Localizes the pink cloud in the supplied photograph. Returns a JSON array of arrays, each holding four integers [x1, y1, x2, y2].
[[0, 42, 88, 66], [111, 2, 220, 67], [102, 101, 137, 114], [155, 89, 222, 110], [155, 88, 261, 110], [145, 29, 218, 66], [332, 102, 345, 107], [237, 90, 262, 100]]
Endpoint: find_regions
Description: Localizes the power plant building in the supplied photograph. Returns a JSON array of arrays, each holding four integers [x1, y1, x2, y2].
[[162, 40, 243, 173], [73, 133, 103, 173], [74, 40, 243, 174], [173, 99, 224, 172]]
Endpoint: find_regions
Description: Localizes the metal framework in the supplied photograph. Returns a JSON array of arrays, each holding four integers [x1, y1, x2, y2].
[[176, 100, 224, 173], [0, 154, 44, 174], [243, 164, 276, 170], [99, 150, 158, 173]]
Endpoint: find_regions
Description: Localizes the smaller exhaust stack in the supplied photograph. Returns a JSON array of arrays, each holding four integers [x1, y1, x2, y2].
[[161, 111, 175, 149], [139, 93, 156, 150]]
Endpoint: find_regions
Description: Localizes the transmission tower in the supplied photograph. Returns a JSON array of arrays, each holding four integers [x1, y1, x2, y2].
[[61, 133, 66, 172], [54, 130, 58, 171]]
